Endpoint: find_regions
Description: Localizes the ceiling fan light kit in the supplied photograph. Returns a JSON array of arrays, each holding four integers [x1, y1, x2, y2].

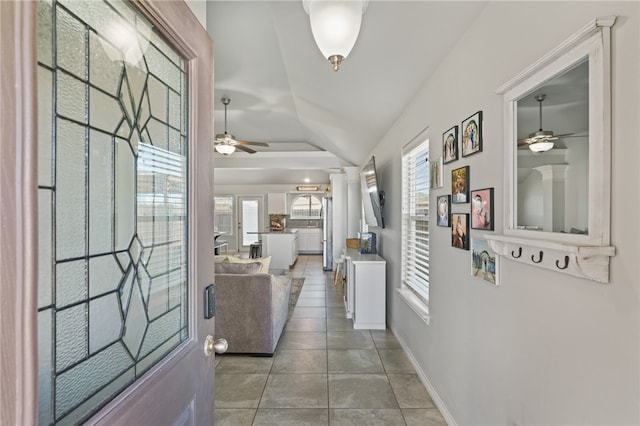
[[528, 140, 555, 153], [303, 0, 368, 71], [518, 93, 574, 153], [214, 97, 269, 155], [215, 144, 236, 155]]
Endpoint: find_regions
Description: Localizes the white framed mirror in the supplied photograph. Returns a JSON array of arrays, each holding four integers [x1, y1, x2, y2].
[[488, 17, 616, 283]]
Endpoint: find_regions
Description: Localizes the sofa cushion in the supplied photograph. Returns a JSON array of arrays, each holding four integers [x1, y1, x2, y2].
[[215, 261, 262, 275], [227, 255, 272, 274]]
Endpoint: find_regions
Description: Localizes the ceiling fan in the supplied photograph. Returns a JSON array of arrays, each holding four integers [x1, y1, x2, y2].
[[518, 94, 575, 153], [214, 97, 269, 155]]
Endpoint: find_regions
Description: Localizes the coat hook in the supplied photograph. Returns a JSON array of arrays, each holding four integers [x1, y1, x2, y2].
[[531, 251, 544, 263], [556, 256, 570, 270], [511, 247, 522, 258]]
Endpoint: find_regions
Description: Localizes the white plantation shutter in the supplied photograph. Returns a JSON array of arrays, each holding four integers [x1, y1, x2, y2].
[[401, 139, 430, 303]]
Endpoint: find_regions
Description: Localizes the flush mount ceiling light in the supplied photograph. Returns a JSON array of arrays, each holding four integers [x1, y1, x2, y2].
[[303, 0, 369, 71]]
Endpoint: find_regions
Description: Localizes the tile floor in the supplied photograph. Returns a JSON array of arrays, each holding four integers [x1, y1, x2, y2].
[[214, 254, 447, 426]]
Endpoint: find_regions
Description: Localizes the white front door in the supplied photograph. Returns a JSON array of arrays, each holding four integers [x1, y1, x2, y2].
[[0, 1, 216, 424]]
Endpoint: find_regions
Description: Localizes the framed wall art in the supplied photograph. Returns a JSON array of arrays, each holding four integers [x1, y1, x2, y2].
[[442, 126, 458, 164], [470, 187, 494, 230], [461, 111, 483, 157], [471, 238, 498, 285], [430, 157, 443, 189], [451, 166, 469, 203], [452, 213, 469, 250], [436, 195, 450, 227]]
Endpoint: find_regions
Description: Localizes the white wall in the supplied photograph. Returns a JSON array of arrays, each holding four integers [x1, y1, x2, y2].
[[370, 2, 639, 425], [184, 1, 207, 30]]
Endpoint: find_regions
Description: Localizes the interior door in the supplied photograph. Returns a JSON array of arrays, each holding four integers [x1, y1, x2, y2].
[[0, 1, 216, 425], [238, 196, 264, 251]]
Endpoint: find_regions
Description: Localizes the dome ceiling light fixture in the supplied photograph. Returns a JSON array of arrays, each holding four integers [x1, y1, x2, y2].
[[303, 0, 369, 72]]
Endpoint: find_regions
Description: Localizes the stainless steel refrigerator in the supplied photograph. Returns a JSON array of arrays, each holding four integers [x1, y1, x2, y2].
[[322, 197, 333, 270]]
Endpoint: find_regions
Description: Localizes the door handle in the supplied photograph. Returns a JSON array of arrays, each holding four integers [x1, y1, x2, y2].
[[204, 336, 228, 356]]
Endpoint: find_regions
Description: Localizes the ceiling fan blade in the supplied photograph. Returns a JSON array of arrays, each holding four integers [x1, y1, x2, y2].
[[235, 144, 257, 154], [237, 140, 269, 147], [518, 138, 531, 146]]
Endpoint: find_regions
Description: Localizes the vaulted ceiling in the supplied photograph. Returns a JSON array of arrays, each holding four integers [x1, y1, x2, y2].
[[206, 1, 487, 185]]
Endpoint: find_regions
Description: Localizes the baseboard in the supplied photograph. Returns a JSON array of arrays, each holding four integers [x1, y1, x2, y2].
[[389, 323, 458, 426]]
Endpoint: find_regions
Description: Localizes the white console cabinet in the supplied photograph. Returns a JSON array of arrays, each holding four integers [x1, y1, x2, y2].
[[343, 248, 386, 329]]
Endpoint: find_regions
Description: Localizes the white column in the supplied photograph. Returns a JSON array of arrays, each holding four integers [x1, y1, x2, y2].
[[330, 173, 347, 261], [344, 167, 361, 238]]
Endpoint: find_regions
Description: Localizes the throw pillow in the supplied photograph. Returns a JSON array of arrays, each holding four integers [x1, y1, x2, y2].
[[214, 261, 262, 275], [227, 255, 272, 274]]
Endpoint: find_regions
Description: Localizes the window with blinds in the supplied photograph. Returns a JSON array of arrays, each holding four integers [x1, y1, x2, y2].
[[401, 139, 430, 304]]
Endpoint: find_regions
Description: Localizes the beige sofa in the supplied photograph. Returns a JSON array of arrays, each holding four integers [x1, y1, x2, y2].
[[214, 261, 291, 355]]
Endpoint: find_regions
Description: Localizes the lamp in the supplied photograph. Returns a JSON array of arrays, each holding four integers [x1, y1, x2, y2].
[[528, 140, 554, 153], [215, 144, 236, 155], [303, 0, 368, 71]]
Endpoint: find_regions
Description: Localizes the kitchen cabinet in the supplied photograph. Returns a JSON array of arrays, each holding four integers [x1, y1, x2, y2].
[[343, 248, 386, 330], [261, 231, 298, 269], [290, 228, 322, 254], [267, 193, 287, 214]]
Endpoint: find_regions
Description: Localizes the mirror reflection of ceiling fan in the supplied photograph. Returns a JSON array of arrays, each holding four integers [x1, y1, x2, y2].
[[214, 97, 269, 155], [518, 94, 582, 153]]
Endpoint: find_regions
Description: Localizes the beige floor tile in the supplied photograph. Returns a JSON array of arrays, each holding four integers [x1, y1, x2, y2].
[[327, 318, 354, 331], [214, 408, 256, 426], [371, 330, 402, 349], [328, 349, 384, 373], [378, 349, 415, 373], [215, 355, 274, 374], [285, 317, 327, 332], [387, 374, 436, 409], [259, 373, 328, 408], [253, 408, 329, 425], [291, 307, 326, 319], [402, 408, 448, 426], [329, 408, 405, 425], [279, 331, 327, 350], [215, 374, 268, 409], [328, 374, 399, 409], [271, 349, 327, 373], [327, 331, 375, 349]]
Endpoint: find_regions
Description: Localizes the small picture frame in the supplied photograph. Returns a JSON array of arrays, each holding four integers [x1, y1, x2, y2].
[[461, 111, 483, 157], [430, 157, 443, 189], [471, 238, 499, 285], [470, 187, 494, 230], [452, 213, 469, 250], [442, 126, 458, 164], [451, 166, 469, 203], [436, 195, 451, 227]]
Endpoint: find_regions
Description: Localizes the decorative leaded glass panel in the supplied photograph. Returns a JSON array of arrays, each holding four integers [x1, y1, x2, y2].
[[37, 0, 189, 423]]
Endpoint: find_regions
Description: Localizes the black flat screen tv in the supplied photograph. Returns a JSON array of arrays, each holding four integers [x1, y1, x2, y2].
[[360, 156, 385, 228]]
